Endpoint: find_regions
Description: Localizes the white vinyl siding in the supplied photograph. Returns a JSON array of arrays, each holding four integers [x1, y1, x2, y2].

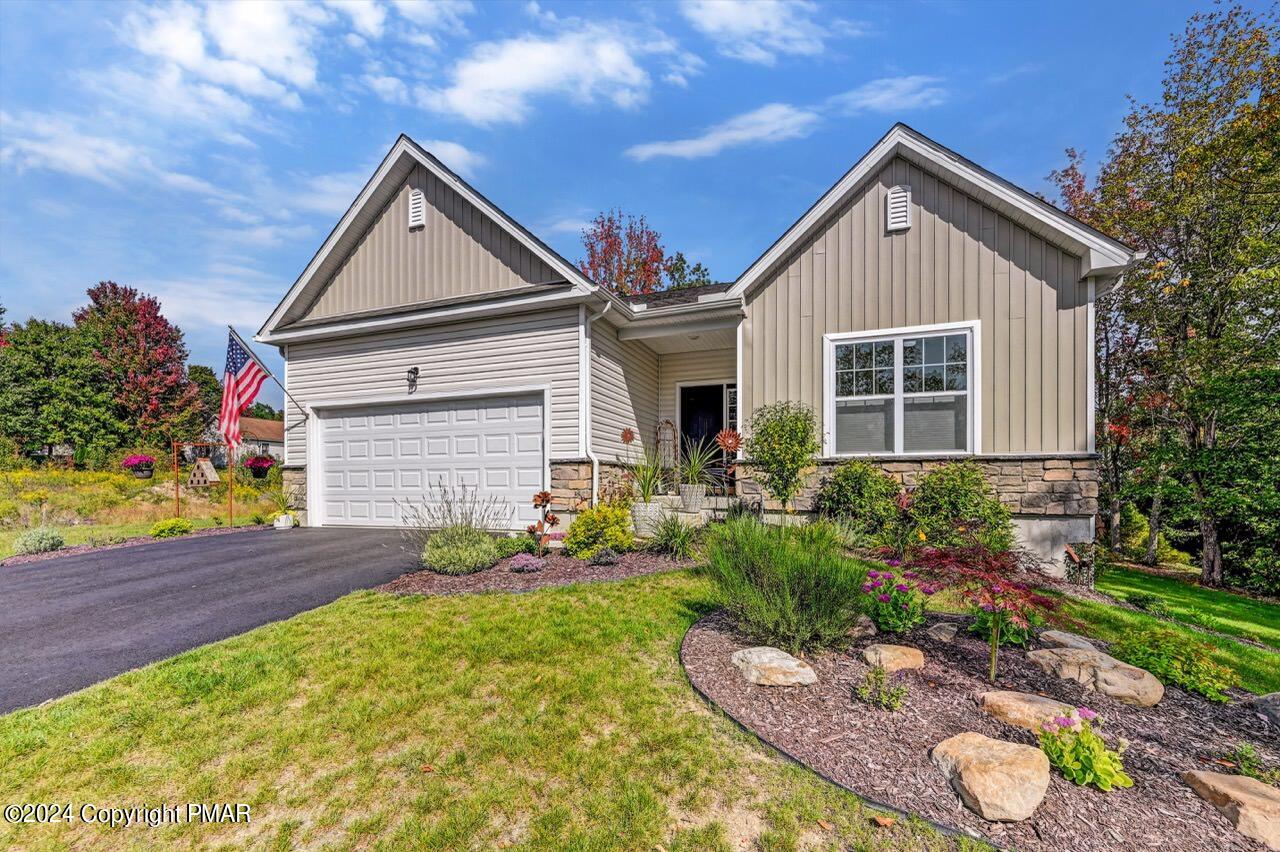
[[590, 320, 659, 461], [284, 308, 580, 466], [657, 349, 736, 424]]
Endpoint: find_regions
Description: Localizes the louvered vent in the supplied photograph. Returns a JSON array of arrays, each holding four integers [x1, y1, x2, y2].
[[408, 188, 426, 230], [886, 184, 911, 232]]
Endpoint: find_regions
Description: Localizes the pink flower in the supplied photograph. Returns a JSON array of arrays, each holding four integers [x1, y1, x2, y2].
[[1053, 716, 1075, 729], [868, 570, 880, 579], [901, 602, 910, 610], [877, 594, 891, 603], [1078, 707, 1098, 721], [862, 584, 874, 593], [885, 558, 901, 568], [882, 572, 894, 581], [895, 584, 909, 593], [870, 579, 883, 589]]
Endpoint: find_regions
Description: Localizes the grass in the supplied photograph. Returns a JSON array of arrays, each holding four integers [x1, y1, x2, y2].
[[1094, 566, 1280, 650], [0, 516, 267, 560], [1, 571, 963, 851]]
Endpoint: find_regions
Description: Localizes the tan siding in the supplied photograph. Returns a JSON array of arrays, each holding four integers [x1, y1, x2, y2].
[[590, 321, 659, 462], [283, 308, 580, 465], [742, 156, 1089, 455], [295, 163, 560, 323], [658, 349, 737, 425]]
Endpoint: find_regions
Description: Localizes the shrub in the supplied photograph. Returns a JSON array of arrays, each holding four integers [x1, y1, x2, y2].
[[814, 461, 900, 543], [909, 462, 1013, 552], [722, 497, 762, 522], [509, 553, 546, 573], [703, 516, 869, 654], [13, 526, 64, 554], [744, 402, 820, 511], [1038, 710, 1132, 791], [647, 514, 699, 560], [862, 562, 928, 633], [495, 535, 536, 558], [563, 502, 634, 560], [1112, 627, 1236, 701], [397, 481, 511, 555], [1123, 591, 1171, 617], [150, 517, 195, 539], [588, 547, 620, 566], [1224, 743, 1280, 787], [855, 665, 908, 711], [1118, 503, 1192, 565], [421, 525, 499, 575]]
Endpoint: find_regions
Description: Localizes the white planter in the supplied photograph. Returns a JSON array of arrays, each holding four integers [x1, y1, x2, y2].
[[273, 514, 295, 530], [631, 501, 665, 538], [678, 483, 707, 513]]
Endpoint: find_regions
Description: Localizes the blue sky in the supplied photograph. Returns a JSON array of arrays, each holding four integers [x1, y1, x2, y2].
[[1, 0, 1209, 406]]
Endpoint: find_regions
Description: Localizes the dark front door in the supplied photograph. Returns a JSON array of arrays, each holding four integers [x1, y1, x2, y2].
[[679, 384, 724, 448]]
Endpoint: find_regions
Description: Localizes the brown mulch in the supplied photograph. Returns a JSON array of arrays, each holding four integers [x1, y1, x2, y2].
[[682, 610, 1280, 852], [1, 525, 272, 567], [376, 551, 691, 596]]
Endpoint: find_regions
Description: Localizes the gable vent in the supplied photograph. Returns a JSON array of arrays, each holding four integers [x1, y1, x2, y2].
[[886, 184, 911, 232], [407, 188, 426, 230]]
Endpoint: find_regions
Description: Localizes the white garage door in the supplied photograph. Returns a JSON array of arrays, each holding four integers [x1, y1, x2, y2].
[[318, 394, 544, 528]]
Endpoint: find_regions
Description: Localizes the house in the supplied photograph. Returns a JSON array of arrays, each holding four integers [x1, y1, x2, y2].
[[256, 124, 1133, 568], [236, 417, 285, 461]]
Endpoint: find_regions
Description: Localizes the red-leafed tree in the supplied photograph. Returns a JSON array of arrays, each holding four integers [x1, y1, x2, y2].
[[73, 282, 203, 445], [578, 209, 666, 296]]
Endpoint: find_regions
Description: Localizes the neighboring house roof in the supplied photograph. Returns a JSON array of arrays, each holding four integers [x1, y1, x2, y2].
[[239, 417, 285, 444], [727, 122, 1136, 299]]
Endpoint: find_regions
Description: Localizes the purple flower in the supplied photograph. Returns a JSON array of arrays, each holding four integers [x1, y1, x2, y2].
[[882, 572, 894, 582], [1078, 707, 1098, 721], [868, 570, 880, 579], [870, 579, 883, 589], [895, 583, 909, 593], [862, 584, 874, 594], [921, 585, 937, 596], [1053, 716, 1075, 729], [980, 604, 995, 613], [902, 570, 917, 579], [885, 558, 901, 568], [901, 602, 910, 610], [877, 594, 891, 603]]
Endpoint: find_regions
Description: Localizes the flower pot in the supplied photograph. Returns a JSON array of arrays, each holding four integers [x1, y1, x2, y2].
[[132, 468, 153, 479], [273, 514, 294, 530], [678, 483, 707, 513], [250, 467, 269, 479], [631, 501, 665, 538]]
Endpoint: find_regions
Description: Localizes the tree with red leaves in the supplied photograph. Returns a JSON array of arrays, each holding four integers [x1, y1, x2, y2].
[[73, 282, 203, 445], [578, 209, 667, 296]]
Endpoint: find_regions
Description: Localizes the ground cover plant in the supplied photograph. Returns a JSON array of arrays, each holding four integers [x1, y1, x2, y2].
[[149, 517, 195, 539], [0, 572, 954, 851], [1037, 710, 1133, 792], [11, 526, 64, 554], [854, 665, 908, 711], [421, 525, 500, 575], [1111, 627, 1236, 702]]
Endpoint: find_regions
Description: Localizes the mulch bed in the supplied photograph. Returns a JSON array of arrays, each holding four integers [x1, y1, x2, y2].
[[1, 525, 272, 567], [682, 610, 1280, 852], [376, 551, 691, 596]]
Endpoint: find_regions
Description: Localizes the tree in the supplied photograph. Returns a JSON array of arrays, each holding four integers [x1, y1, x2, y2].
[[73, 282, 204, 446], [188, 365, 223, 431], [579, 209, 666, 296], [245, 401, 282, 420], [1050, 4, 1280, 585], [664, 251, 712, 290]]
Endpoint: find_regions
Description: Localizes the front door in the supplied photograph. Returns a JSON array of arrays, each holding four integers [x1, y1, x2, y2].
[[679, 384, 725, 449]]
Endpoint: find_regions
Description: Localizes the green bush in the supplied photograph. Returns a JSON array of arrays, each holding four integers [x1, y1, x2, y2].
[[703, 517, 870, 654], [647, 514, 699, 560], [150, 517, 195, 539], [1123, 590, 1171, 617], [563, 503, 634, 560], [1039, 713, 1132, 792], [855, 665, 909, 711], [1112, 627, 1236, 702], [814, 461, 900, 544], [909, 462, 1013, 552], [421, 525, 499, 575], [1119, 503, 1192, 565], [13, 526, 64, 554], [969, 606, 1043, 646], [744, 402, 820, 510], [495, 535, 535, 558]]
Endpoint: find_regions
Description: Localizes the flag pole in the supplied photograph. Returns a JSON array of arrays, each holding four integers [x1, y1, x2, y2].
[[227, 326, 307, 417], [227, 440, 234, 528]]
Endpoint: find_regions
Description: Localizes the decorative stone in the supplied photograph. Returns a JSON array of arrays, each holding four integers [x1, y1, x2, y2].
[[730, 647, 817, 687], [848, 614, 877, 641], [931, 732, 1050, 822], [1254, 692, 1280, 727], [978, 690, 1080, 733], [926, 622, 959, 642], [863, 643, 925, 673], [1181, 771, 1280, 850], [1039, 629, 1097, 651], [1027, 647, 1164, 707]]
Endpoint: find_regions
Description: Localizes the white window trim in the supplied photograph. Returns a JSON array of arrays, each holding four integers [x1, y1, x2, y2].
[[822, 320, 982, 458]]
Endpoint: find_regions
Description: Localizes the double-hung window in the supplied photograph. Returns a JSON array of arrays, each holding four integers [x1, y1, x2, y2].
[[826, 322, 977, 455]]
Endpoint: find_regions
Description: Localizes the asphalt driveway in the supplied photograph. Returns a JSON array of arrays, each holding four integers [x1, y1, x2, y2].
[[0, 527, 419, 713]]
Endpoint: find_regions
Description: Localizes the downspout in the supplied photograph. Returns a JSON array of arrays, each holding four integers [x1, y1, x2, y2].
[[583, 302, 611, 504]]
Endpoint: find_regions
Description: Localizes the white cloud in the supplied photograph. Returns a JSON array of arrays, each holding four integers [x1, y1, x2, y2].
[[82, 65, 259, 144], [365, 73, 410, 104], [679, 0, 863, 65], [288, 169, 374, 217], [146, 274, 281, 337], [625, 103, 821, 161], [829, 75, 948, 113], [210, 223, 315, 248], [0, 111, 141, 185], [540, 216, 591, 235], [323, 0, 386, 38], [988, 62, 1044, 85], [391, 0, 473, 30], [421, 140, 486, 179], [202, 1, 320, 90]]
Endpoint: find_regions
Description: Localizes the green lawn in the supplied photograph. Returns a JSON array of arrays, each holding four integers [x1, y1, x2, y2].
[[1095, 566, 1280, 650], [1, 571, 962, 851], [0, 516, 265, 560]]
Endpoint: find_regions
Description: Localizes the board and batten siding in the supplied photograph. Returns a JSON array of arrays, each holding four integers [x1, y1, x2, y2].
[[742, 156, 1090, 455], [293, 163, 562, 324], [283, 308, 581, 465], [589, 320, 659, 461], [657, 350, 737, 424]]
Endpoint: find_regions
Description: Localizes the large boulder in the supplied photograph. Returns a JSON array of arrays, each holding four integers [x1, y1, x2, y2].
[[1254, 692, 1280, 727], [1181, 771, 1280, 850], [926, 622, 959, 642], [931, 732, 1050, 822], [863, 643, 925, 673], [1027, 647, 1164, 707], [978, 690, 1080, 733], [1039, 629, 1097, 651], [730, 647, 817, 687]]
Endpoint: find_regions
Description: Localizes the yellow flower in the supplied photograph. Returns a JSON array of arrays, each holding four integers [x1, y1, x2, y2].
[[1162, 285, 1174, 295], [917, 530, 926, 542]]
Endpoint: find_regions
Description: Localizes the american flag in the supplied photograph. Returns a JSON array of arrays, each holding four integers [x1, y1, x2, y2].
[[219, 331, 269, 449]]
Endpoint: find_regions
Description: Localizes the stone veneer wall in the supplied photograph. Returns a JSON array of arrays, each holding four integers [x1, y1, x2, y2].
[[281, 465, 308, 525], [549, 459, 593, 513]]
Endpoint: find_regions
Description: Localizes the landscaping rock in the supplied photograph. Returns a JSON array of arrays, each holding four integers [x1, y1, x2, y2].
[[1254, 692, 1280, 727], [730, 647, 817, 687], [1027, 647, 1164, 707], [1039, 629, 1097, 651], [978, 690, 1080, 733], [1181, 770, 1280, 850], [848, 614, 877, 641], [931, 732, 1050, 822], [926, 622, 959, 642], [862, 643, 924, 673]]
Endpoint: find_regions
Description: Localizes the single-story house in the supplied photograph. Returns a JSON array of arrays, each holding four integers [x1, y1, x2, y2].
[[189, 417, 285, 466], [256, 123, 1133, 566]]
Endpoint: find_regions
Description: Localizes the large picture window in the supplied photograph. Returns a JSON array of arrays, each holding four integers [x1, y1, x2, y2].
[[826, 323, 977, 456]]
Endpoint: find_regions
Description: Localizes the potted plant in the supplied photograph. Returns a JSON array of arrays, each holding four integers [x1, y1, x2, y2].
[[678, 437, 718, 512], [621, 429, 665, 537], [122, 454, 155, 479], [244, 455, 275, 479], [270, 486, 299, 529]]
